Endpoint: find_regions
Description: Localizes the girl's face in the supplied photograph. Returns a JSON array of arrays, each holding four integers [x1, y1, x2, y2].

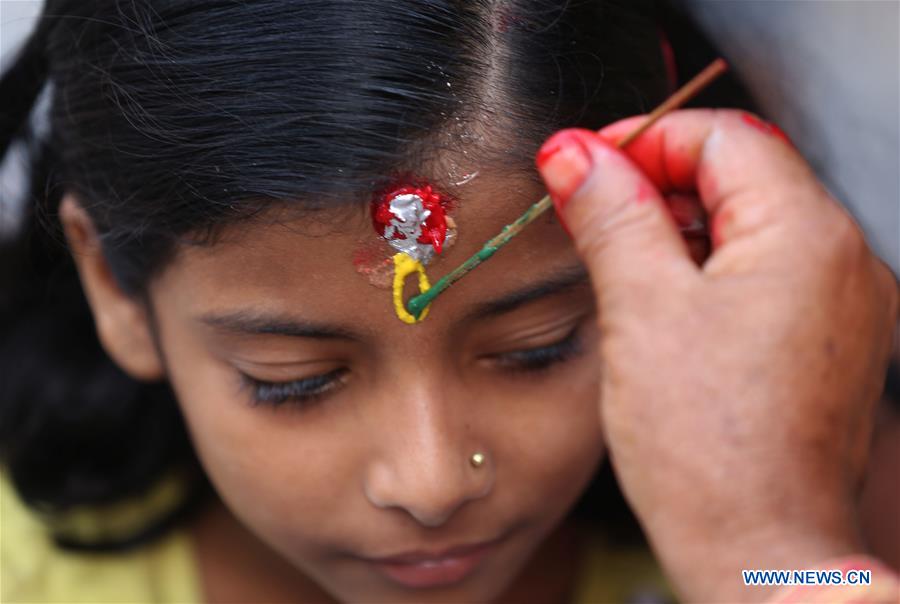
[[136, 170, 602, 602]]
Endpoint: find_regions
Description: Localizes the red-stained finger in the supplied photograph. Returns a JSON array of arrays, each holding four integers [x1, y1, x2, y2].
[[600, 109, 803, 192], [536, 128, 698, 300], [597, 110, 832, 256]]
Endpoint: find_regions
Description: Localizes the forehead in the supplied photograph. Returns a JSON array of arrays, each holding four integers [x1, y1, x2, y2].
[[151, 168, 579, 333]]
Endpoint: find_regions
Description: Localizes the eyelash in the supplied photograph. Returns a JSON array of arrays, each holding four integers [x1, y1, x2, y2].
[[488, 325, 583, 373], [242, 326, 583, 408], [241, 368, 349, 408]]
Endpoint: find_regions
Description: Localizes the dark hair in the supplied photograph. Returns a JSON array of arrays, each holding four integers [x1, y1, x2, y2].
[[0, 0, 739, 551]]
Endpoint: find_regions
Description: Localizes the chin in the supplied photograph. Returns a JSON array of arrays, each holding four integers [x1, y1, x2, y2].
[[321, 569, 518, 604], [314, 522, 547, 604]]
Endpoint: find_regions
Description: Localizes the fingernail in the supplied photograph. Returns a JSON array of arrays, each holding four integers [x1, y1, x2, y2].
[[741, 113, 795, 148], [536, 129, 594, 216]]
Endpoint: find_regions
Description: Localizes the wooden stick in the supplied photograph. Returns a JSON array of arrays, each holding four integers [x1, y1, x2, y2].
[[617, 58, 728, 147], [406, 58, 728, 320]]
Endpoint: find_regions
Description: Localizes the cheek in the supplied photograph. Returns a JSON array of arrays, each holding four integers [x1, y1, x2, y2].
[[488, 356, 605, 516]]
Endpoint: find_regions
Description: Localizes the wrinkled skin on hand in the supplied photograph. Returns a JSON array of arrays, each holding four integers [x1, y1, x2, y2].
[[537, 110, 899, 602]]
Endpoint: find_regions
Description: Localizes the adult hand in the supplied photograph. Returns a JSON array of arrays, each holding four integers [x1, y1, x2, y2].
[[535, 110, 898, 602]]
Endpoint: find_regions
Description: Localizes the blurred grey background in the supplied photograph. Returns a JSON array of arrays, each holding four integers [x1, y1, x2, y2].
[[2, 0, 898, 272], [679, 0, 900, 274]]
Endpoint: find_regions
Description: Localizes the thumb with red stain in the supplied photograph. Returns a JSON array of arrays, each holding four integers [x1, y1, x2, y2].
[[535, 127, 695, 310]]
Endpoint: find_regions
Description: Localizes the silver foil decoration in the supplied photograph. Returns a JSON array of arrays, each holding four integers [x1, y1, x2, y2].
[[381, 193, 436, 263]]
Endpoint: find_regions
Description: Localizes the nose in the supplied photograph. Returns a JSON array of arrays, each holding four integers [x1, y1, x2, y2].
[[362, 385, 494, 527]]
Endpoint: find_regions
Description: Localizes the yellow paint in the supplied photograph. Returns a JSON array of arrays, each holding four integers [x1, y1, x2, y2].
[[392, 252, 431, 324]]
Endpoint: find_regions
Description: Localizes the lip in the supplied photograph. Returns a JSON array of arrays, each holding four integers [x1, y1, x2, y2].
[[366, 536, 504, 589]]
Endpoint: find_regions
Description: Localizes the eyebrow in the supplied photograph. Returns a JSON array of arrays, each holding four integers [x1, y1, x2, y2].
[[460, 263, 590, 323], [198, 311, 360, 340], [196, 264, 590, 338]]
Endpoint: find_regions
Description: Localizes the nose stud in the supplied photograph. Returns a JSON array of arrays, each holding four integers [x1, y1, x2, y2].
[[470, 452, 486, 468]]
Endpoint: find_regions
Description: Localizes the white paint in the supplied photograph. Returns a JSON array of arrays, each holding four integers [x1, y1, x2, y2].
[[452, 171, 480, 186]]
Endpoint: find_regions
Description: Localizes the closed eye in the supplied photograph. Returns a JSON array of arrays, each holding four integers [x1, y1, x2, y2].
[[240, 367, 349, 408], [487, 323, 584, 373]]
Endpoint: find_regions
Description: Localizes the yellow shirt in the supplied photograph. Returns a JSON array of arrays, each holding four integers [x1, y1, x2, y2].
[[1, 471, 670, 604], [1, 471, 201, 603]]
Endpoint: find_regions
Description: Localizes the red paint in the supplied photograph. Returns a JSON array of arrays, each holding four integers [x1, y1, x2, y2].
[[371, 183, 451, 254], [352, 240, 395, 288], [657, 28, 678, 94], [740, 113, 772, 135], [535, 129, 596, 214], [741, 113, 794, 147], [535, 141, 562, 169], [598, 118, 699, 192], [663, 146, 699, 192], [352, 243, 381, 269], [625, 133, 670, 190], [767, 123, 794, 147]]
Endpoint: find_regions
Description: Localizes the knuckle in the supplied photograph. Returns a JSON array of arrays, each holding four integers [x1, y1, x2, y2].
[[828, 211, 868, 258], [809, 206, 867, 270]]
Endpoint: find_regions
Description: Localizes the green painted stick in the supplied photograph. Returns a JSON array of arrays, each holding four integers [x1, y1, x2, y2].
[[406, 58, 729, 320]]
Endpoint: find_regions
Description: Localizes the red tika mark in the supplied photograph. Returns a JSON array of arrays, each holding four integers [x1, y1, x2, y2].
[[371, 184, 451, 254], [741, 113, 794, 147]]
